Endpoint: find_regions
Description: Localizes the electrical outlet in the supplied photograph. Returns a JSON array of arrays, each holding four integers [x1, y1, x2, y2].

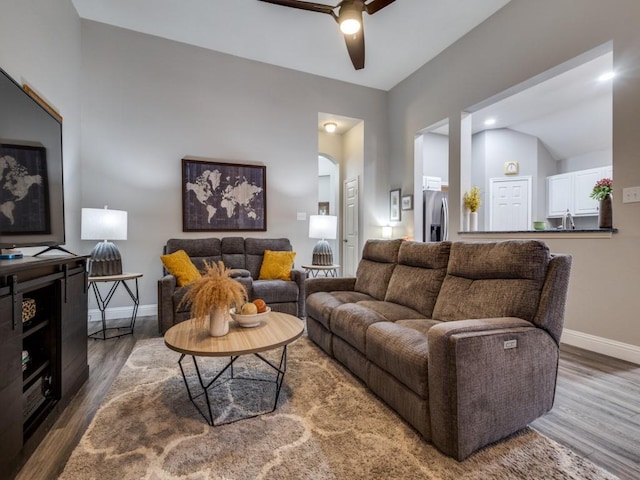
[[622, 186, 640, 204], [504, 339, 517, 349]]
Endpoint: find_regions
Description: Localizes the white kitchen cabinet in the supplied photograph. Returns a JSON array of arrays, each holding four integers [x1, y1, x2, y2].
[[547, 173, 573, 217], [547, 167, 613, 218]]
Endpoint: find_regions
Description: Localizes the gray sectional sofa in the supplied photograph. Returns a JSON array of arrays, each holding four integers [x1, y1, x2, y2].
[[158, 237, 305, 334], [305, 238, 572, 460]]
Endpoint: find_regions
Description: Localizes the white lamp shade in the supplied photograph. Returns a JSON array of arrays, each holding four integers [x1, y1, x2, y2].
[[309, 215, 337, 240], [81, 207, 128, 241], [381, 226, 392, 239]]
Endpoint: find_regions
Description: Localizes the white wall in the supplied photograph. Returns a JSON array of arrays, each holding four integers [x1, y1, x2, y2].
[[388, 0, 640, 353], [0, 0, 82, 255], [78, 21, 387, 311]]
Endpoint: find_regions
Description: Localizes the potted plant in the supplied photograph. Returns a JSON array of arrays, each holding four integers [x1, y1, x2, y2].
[[463, 186, 481, 231], [178, 261, 247, 336], [590, 177, 613, 228]]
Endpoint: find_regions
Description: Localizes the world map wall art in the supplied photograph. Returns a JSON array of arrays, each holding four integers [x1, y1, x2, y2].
[[0, 144, 50, 234], [182, 158, 266, 232]]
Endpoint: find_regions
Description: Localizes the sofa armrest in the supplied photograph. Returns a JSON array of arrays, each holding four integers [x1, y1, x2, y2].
[[157, 274, 177, 334], [290, 269, 306, 317], [427, 317, 559, 460], [305, 277, 357, 297]]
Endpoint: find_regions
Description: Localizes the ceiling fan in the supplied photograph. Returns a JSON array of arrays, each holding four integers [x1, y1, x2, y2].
[[258, 0, 396, 70]]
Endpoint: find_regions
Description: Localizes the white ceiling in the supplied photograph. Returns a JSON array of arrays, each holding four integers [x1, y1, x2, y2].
[[70, 0, 512, 91]]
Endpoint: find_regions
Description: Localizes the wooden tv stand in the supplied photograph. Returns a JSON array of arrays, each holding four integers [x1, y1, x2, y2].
[[0, 255, 89, 478]]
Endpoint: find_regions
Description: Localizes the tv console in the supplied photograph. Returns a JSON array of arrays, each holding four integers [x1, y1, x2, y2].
[[0, 255, 89, 478]]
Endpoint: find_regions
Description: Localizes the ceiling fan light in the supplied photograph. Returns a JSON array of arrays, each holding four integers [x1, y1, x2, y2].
[[324, 122, 337, 133], [339, 5, 362, 35]]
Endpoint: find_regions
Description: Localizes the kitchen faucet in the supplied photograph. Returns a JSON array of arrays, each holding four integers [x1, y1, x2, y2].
[[562, 209, 575, 230]]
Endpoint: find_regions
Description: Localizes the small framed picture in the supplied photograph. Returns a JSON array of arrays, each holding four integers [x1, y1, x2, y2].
[[504, 161, 519, 175], [318, 202, 329, 215], [401, 194, 413, 211], [390, 189, 401, 222]]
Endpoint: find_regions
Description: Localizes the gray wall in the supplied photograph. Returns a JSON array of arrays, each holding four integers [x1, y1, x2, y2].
[[388, 0, 640, 349], [78, 21, 388, 310], [0, 0, 82, 255]]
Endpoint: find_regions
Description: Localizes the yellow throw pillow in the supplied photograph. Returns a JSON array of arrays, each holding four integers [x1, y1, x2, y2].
[[259, 250, 296, 281], [161, 250, 201, 286]]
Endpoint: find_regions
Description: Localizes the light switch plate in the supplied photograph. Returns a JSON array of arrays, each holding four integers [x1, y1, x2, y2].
[[297, 212, 307, 221], [622, 186, 640, 204]]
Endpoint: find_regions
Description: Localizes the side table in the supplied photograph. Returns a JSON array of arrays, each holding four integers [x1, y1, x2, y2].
[[88, 272, 142, 340], [302, 264, 340, 278]]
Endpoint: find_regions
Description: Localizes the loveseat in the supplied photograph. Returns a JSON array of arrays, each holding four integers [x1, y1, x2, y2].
[[305, 238, 571, 460], [158, 237, 305, 334]]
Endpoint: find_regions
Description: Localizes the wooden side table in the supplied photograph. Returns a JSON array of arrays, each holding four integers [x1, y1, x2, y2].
[[88, 272, 142, 340], [302, 264, 340, 278]]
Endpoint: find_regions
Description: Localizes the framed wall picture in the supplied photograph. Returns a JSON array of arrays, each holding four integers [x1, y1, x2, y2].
[[0, 144, 50, 234], [390, 189, 401, 222], [401, 194, 413, 211], [182, 158, 266, 231], [318, 202, 329, 215]]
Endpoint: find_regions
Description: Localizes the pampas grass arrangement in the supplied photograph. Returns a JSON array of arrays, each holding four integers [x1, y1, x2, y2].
[[178, 261, 247, 328]]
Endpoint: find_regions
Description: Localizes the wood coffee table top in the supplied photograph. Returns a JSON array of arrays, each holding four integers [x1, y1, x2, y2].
[[164, 311, 304, 357]]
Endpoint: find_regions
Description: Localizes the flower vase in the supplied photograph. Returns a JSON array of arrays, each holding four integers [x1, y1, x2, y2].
[[209, 305, 231, 337], [463, 211, 470, 231], [598, 194, 613, 228], [470, 211, 478, 232]]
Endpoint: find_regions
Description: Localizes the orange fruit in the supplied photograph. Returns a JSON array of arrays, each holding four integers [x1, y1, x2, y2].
[[253, 299, 267, 313]]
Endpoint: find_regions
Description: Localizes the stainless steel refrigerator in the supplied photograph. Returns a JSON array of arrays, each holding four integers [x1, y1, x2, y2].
[[423, 189, 449, 242]]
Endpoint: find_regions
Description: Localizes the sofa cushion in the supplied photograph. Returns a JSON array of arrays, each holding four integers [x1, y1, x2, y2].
[[245, 238, 293, 279], [355, 300, 427, 322], [353, 239, 403, 300], [432, 240, 550, 322], [252, 279, 299, 304], [331, 303, 387, 354], [385, 241, 451, 317], [366, 322, 431, 398], [306, 291, 375, 330], [259, 250, 296, 280], [160, 250, 202, 287], [220, 237, 247, 270]]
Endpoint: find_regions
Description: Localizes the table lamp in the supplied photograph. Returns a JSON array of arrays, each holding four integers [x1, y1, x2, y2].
[[309, 214, 337, 266], [81, 206, 128, 276]]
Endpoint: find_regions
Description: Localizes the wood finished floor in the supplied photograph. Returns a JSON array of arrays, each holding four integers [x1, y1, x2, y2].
[[14, 316, 640, 480]]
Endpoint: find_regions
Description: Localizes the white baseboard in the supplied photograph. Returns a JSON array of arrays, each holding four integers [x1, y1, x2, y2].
[[87, 304, 157, 323], [561, 328, 640, 365]]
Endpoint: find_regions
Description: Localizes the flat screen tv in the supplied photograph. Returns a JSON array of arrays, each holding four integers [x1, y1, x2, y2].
[[0, 67, 65, 250]]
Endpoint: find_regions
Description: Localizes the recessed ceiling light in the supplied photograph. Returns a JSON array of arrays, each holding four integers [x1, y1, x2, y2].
[[484, 118, 496, 126], [598, 71, 615, 82], [324, 122, 337, 133]]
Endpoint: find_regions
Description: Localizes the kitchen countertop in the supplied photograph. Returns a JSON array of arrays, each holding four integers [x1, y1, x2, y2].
[[458, 228, 617, 239]]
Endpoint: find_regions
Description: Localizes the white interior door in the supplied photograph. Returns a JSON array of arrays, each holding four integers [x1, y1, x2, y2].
[[490, 177, 531, 231], [343, 177, 359, 276]]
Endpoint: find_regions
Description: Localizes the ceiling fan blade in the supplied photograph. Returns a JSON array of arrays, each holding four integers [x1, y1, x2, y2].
[[364, 0, 395, 15], [258, 0, 337, 17], [344, 29, 365, 70]]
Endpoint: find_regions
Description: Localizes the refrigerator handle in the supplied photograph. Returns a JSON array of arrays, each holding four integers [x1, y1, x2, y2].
[[442, 197, 449, 241]]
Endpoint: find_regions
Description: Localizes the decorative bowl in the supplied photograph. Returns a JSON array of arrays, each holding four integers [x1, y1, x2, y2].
[[533, 221, 547, 231], [230, 306, 271, 328]]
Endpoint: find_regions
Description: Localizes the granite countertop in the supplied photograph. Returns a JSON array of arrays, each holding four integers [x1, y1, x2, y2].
[[461, 228, 616, 234]]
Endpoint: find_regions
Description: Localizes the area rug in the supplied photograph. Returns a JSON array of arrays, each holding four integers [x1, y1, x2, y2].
[[60, 336, 617, 480]]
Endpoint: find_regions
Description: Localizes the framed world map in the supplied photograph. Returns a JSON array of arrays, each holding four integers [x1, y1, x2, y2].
[[182, 158, 266, 232]]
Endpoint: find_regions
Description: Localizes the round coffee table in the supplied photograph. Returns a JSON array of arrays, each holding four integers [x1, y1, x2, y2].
[[164, 311, 304, 426]]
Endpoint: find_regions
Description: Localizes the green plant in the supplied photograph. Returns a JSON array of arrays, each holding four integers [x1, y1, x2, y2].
[[590, 177, 613, 201], [463, 186, 481, 212]]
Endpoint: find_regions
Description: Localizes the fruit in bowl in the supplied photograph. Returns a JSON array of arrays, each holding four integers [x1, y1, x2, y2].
[[253, 298, 267, 313], [230, 303, 271, 328]]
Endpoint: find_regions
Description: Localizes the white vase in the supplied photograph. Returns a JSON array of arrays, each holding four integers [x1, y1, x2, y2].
[[463, 212, 470, 231], [209, 305, 231, 337], [470, 212, 478, 232]]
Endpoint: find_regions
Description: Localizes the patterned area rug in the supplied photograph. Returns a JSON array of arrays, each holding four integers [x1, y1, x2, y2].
[[60, 336, 617, 479]]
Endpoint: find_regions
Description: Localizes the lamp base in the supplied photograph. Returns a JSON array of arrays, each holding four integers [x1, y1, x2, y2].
[[88, 241, 123, 277], [312, 240, 333, 266]]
